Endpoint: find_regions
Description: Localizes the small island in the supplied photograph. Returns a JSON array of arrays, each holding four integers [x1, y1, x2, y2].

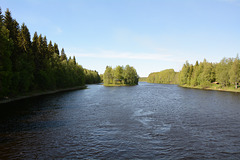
[[103, 65, 139, 86]]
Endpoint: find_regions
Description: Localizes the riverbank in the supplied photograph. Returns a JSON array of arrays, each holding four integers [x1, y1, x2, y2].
[[0, 86, 87, 104], [103, 84, 137, 87], [179, 84, 240, 93]]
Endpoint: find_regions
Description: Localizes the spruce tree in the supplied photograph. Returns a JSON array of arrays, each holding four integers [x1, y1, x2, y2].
[[60, 48, 67, 61], [4, 9, 20, 72], [0, 8, 13, 97], [47, 40, 54, 57], [73, 56, 77, 65], [18, 23, 31, 53], [53, 43, 59, 55]]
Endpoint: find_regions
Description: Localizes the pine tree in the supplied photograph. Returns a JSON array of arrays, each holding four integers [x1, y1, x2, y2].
[[73, 56, 77, 65], [60, 48, 67, 61], [4, 9, 20, 72], [18, 23, 31, 53], [179, 61, 190, 85], [53, 43, 59, 55], [42, 36, 48, 58], [0, 8, 13, 97], [48, 40, 54, 57]]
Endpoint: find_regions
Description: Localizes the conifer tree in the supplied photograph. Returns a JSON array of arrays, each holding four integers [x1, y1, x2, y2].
[[73, 56, 77, 65], [4, 9, 20, 71], [47, 40, 54, 57], [18, 23, 31, 53], [0, 8, 13, 97], [60, 48, 67, 61], [42, 36, 48, 58], [53, 43, 59, 55]]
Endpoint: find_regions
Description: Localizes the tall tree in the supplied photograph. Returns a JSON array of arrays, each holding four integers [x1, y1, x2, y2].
[[229, 55, 240, 88], [4, 9, 20, 72], [47, 40, 54, 57], [179, 61, 190, 85], [216, 58, 231, 87], [73, 56, 77, 65], [53, 43, 59, 55], [0, 8, 13, 97], [18, 23, 31, 54], [60, 48, 67, 61], [114, 66, 123, 81], [103, 66, 113, 84]]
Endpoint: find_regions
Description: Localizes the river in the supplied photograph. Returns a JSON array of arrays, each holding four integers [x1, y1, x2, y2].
[[0, 82, 240, 159]]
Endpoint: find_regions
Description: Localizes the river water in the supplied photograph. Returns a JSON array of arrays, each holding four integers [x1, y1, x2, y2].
[[0, 82, 240, 159]]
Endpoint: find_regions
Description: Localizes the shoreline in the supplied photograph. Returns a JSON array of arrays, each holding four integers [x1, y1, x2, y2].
[[103, 84, 137, 87], [0, 86, 87, 104], [179, 85, 240, 93]]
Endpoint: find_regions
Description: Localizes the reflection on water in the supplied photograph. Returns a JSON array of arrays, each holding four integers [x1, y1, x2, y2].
[[1, 82, 240, 159]]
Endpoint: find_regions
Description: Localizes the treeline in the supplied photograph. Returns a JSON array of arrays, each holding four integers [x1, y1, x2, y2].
[[147, 56, 240, 89], [0, 8, 100, 98], [84, 69, 101, 84], [147, 69, 179, 84], [179, 56, 240, 88], [139, 77, 147, 82], [103, 65, 139, 85]]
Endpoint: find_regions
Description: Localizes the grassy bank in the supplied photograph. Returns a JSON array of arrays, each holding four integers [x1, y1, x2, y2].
[[0, 86, 87, 104], [179, 84, 240, 93]]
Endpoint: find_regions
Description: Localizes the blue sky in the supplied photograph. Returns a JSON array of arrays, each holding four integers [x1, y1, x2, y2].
[[1, 0, 240, 77]]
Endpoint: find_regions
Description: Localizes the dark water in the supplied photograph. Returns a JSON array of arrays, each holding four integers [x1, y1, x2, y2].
[[1, 82, 240, 159]]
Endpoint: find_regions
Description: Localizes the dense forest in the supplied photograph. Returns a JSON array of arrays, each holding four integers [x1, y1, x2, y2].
[[179, 56, 240, 89], [147, 56, 240, 90], [0, 8, 100, 98], [103, 65, 139, 86], [147, 69, 179, 84], [139, 77, 147, 82]]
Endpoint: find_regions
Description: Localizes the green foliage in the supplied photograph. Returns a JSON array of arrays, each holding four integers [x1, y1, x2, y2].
[[103, 65, 139, 86], [179, 57, 240, 89], [84, 69, 101, 84], [215, 58, 232, 87], [0, 8, 99, 98], [147, 69, 179, 84], [149, 56, 240, 90], [229, 55, 240, 88], [0, 9, 13, 97], [139, 77, 147, 82]]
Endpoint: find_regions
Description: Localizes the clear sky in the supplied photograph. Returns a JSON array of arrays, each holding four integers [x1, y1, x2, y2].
[[1, 0, 240, 77]]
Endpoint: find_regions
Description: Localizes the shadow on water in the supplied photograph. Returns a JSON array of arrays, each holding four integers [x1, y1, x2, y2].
[[0, 90, 82, 133]]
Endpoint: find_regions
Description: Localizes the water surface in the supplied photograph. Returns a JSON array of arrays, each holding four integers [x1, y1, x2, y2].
[[1, 82, 240, 159]]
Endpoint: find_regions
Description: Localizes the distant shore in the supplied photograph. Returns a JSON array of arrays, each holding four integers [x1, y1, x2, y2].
[[0, 86, 87, 104], [103, 84, 137, 87], [179, 85, 240, 93]]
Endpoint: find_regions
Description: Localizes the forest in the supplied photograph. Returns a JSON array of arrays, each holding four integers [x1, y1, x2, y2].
[[103, 65, 139, 86], [147, 69, 179, 84], [0, 8, 100, 99], [179, 56, 240, 89], [147, 55, 240, 90]]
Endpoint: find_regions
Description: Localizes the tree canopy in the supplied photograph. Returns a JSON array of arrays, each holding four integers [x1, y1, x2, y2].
[[147, 55, 240, 90], [103, 65, 139, 86], [147, 69, 179, 84]]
